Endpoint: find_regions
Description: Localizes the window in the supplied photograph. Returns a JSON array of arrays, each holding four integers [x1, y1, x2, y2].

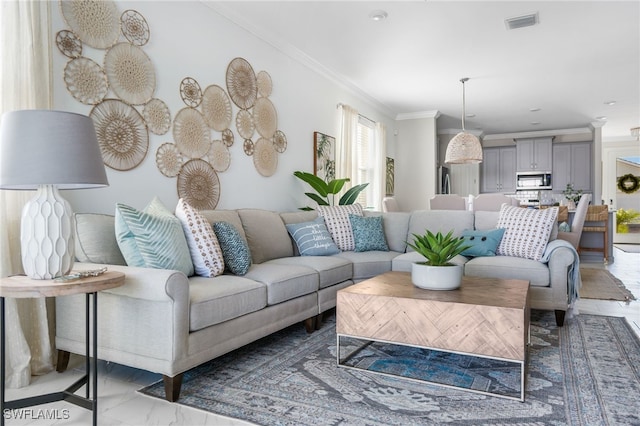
[[355, 116, 376, 208]]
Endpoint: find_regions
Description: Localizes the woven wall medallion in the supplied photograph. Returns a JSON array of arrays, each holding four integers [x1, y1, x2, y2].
[[202, 85, 232, 131], [226, 57, 257, 110], [60, 0, 121, 49], [256, 70, 272, 97], [64, 57, 108, 105], [56, 30, 82, 58], [121, 9, 150, 46], [236, 109, 255, 139], [156, 142, 183, 177], [273, 130, 287, 153], [105, 42, 156, 105], [180, 77, 203, 108], [253, 137, 277, 177], [206, 140, 231, 172], [173, 107, 211, 159], [243, 139, 254, 156], [143, 98, 171, 135], [253, 97, 277, 139], [177, 159, 220, 210], [222, 128, 235, 147], [90, 99, 149, 171]]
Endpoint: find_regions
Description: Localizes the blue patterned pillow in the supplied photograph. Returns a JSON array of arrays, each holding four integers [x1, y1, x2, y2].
[[349, 214, 389, 252], [115, 197, 194, 276], [212, 221, 252, 275], [285, 216, 340, 256], [460, 228, 506, 257]]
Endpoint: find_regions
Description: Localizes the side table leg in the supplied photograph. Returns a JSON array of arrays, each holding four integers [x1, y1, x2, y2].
[[92, 292, 98, 426], [1, 297, 5, 426]]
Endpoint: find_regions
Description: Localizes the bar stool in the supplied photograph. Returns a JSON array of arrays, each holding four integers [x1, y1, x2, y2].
[[580, 205, 609, 263]]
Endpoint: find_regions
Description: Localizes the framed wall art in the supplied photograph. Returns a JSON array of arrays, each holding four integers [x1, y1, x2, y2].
[[386, 157, 395, 195], [314, 131, 335, 182]]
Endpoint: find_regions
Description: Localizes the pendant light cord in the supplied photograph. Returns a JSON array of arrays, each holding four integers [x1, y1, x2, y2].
[[460, 77, 469, 131]]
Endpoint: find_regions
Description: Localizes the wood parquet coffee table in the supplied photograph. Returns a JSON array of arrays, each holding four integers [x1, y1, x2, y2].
[[336, 271, 530, 401]]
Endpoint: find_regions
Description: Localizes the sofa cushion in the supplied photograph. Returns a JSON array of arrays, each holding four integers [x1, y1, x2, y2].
[[175, 198, 224, 277], [407, 210, 474, 252], [244, 263, 318, 305], [285, 217, 340, 256], [364, 211, 411, 253], [460, 228, 505, 257], [464, 255, 550, 287], [74, 213, 126, 265], [268, 256, 352, 289], [334, 250, 399, 281], [317, 204, 363, 251], [189, 275, 267, 331], [115, 197, 194, 276], [213, 221, 252, 275], [200, 210, 246, 241], [496, 205, 558, 261], [349, 214, 389, 252], [238, 209, 293, 263]]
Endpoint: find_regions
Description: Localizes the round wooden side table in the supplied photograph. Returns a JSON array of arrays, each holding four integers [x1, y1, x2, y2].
[[1, 270, 125, 426]]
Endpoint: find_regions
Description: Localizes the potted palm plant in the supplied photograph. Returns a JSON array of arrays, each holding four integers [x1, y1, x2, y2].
[[293, 171, 368, 210], [406, 230, 470, 290]]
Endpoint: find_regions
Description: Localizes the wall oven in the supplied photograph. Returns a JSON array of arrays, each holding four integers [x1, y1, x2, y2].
[[516, 172, 552, 190]]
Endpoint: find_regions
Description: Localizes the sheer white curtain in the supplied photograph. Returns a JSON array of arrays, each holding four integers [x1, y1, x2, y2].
[[1, 0, 55, 388], [372, 122, 387, 211], [335, 104, 359, 193]]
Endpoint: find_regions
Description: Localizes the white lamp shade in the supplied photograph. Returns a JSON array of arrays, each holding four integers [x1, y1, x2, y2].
[[445, 131, 483, 164], [0, 110, 108, 190]]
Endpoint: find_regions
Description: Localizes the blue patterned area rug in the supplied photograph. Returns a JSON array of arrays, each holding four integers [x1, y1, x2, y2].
[[139, 311, 640, 425]]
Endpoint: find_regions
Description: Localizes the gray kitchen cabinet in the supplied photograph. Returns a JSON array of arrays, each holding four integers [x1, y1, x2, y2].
[[516, 137, 553, 172], [481, 146, 516, 193], [553, 142, 592, 192]]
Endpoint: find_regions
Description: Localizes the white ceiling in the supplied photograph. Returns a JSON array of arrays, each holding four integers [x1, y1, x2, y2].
[[209, 1, 639, 140]]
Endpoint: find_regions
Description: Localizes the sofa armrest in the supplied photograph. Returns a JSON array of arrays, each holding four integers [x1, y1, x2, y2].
[[545, 242, 580, 307]]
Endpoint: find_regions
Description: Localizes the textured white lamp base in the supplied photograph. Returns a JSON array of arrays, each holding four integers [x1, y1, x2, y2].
[[20, 185, 75, 279]]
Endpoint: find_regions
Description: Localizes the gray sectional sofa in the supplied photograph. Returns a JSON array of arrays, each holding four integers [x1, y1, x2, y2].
[[55, 208, 578, 402]]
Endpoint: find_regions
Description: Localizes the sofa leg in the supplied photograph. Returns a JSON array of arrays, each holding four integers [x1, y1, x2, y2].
[[56, 350, 70, 372], [163, 374, 183, 402], [315, 313, 324, 330], [555, 310, 566, 327], [304, 317, 316, 333]]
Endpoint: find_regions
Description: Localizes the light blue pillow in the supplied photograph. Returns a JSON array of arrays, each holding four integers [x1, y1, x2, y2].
[[285, 217, 340, 256], [115, 197, 194, 276], [559, 221, 571, 232], [460, 228, 506, 257], [212, 221, 252, 275], [349, 214, 389, 252]]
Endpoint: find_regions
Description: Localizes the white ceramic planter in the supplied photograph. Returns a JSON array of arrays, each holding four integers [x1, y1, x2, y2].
[[411, 263, 463, 290]]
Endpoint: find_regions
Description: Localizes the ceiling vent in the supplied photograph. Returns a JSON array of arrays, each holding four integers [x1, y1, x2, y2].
[[505, 12, 539, 30]]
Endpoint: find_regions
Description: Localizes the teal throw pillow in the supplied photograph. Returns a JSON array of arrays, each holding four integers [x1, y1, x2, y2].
[[349, 214, 389, 252], [212, 222, 252, 275], [559, 221, 571, 232], [115, 197, 194, 276], [285, 217, 340, 256], [460, 228, 506, 258]]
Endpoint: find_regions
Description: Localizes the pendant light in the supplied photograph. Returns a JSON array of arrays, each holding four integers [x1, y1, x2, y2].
[[445, 78, 483, 164]]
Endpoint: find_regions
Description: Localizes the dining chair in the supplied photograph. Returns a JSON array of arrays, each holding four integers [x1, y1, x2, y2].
[[429, 194, 467, 210]]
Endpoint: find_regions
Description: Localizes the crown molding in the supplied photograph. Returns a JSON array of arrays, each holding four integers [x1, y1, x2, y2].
[[395, 110, 441, 121], [482, 127, 592, 141], [205, 2, 396, 119]]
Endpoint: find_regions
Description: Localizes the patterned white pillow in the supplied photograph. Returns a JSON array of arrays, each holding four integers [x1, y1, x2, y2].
[[316, 204, 363, 251], [175, 198, 224, 277], [496, 205, 559, 261]]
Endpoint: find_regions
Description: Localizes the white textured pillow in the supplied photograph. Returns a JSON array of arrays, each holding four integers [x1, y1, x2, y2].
[[496, 205, 558, 261], [316, 204, 363, 251], [175, 198, 224, 277]]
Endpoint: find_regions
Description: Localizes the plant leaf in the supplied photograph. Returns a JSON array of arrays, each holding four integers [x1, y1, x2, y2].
[[294, 171, 329, 197], [339, 183, 368, 205]]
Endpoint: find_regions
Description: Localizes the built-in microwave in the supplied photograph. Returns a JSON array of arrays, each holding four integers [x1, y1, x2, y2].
[[516, 171, 552, 190]]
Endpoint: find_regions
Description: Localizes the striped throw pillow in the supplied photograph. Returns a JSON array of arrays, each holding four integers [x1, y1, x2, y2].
[[496, 205, 558, 261]]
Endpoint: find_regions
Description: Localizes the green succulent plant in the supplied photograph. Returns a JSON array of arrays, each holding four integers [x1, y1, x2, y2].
[[293, 171, 368, 211], [407, 230, 470, 267]]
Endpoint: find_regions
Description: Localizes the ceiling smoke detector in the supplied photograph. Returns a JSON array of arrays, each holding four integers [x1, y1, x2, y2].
[[505, 12, 539, 30]]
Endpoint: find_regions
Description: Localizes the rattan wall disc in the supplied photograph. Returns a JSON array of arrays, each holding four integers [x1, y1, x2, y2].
[[177, 159, 220, 210], [121, 10, 150, 46], [256, 70, 272, 98], [202, 85, 232, 131], [56, 30, 82, 58], [143, 98, 171, 135], [222, 129, 235, 147], [253, 137, 277, 177], [253, 97, 277, 139], [243, 139, 254, 156], [173, 107, 211, 159], [60, 0, 120, 49], [105, 42, 156, 105], [64, 57, 108, 105], [236, 109, 255, 139], [206, 140, 231, 172], [273, 130, 287, 153], [226, 57, 257, 110], [90, 99, 149, 171], [180, 77, 203, 108], [156, 142, 183, 177]]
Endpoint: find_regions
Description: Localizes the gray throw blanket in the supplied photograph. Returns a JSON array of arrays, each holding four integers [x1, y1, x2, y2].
[[541, 239, 581, 305]]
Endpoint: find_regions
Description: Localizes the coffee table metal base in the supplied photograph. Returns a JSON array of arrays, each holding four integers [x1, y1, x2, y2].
[[337, 333, 528, 402]]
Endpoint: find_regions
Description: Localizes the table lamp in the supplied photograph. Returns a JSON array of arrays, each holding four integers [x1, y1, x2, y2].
[[0, 110, 108, 279]]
